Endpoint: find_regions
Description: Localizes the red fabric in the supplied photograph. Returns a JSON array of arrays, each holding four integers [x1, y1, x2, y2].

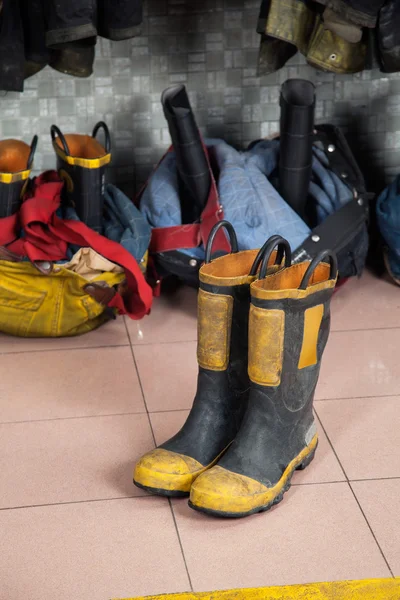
[[140, 145, 231, 256], [0, 172, 153, 320]]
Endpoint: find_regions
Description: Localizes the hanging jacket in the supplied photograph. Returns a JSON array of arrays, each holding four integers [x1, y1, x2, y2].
[[258, 0, 400, 75], [0, 0, 143, 91]]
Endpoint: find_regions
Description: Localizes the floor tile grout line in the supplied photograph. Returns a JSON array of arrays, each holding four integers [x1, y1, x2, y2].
[[348, 481, 395, 578], [124, 319, 152, 416], [0, 343, 130, 356], [314, 407, 395, 578], [330, 325, 400, 334], [169, 499, 194, 592], [0, 411, 149, 426], [0, 495, 153, 512], [125, 320, 194, 592], [1, 324, 400, 356], [315, 393, 400, 403]]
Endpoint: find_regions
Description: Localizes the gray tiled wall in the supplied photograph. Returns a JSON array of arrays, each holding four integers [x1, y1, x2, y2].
[[1, 0, 400, 196]]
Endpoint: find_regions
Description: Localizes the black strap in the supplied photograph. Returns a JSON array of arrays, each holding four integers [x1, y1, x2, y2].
[[205, 220, 238, 264], [256, 236, 291, 278], [50, 124, 70, 155], [299, 250, 338, 290], [92, 121, 111, 153], [292, 198, 367, 264], [27, 135, 38, 170]]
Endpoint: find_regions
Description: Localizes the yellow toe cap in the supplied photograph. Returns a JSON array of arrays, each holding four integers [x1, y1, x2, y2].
[[190, 466, 271, 515], [133, 448, 205, 495]]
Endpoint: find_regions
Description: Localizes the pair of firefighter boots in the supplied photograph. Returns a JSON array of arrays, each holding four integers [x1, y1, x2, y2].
[[134, 221, 337, 518], [0, 123, 111, 234]]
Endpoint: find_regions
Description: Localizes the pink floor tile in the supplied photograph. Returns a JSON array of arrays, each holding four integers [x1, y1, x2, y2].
[[134, 341, 198, 412], [150, 410, 345, 484], [173, 482, 390, 591], [316, 396, 400, 480], [293, 415, 345, 484], [126, 285, 197, 345], [316, 328, 400, 400], [0, 318, 129, 354], [0, 346, 144, 423], [0, 414, 154, 508], [150, 409, 190, 446], [0, 498, 190, 600], [352, 479, 400, 575], [331, 270, 400, 332]]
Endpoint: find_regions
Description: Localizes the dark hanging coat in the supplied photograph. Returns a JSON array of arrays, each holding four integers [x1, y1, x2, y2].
[[257, 0, 400, 76], [0, 0, 143, 92]]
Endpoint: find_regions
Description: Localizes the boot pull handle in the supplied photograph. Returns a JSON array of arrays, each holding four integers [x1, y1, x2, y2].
[[205, 220, 238, 264], [252, 235, 291, 278], [299, 250, 338, 290], [50, 125, 70, 156], [92, 121, 111, 153], [27, 135, 38, 170]]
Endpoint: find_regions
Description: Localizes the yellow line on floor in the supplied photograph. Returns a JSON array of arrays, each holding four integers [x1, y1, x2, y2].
[[114, 578, 400, 600]]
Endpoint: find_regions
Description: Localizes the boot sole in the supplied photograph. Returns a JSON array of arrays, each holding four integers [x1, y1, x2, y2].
[[133, 479, 189, 498], [188, 441, 318, 518]]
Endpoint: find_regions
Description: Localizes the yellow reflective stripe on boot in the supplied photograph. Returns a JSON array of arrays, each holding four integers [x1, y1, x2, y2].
[[190, 435, 318, 516], [248, 305, 284, 386], [298, 304, 324, 369], [197, 289, 233, 371], [113, 578, 400, 600]]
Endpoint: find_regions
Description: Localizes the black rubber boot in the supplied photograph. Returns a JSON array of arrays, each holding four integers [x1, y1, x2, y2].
[[51, 122, 111, 233], [0, 136, 37, 218], [133, 222, 292, 497], [190, 250, 337, 517]]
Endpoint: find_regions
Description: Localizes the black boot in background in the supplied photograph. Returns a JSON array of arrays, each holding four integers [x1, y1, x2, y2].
[[51, 122, 111, 233], [190, 251, 337, 517], [0, 136, 37, 218], [133, 222, 292, 497]]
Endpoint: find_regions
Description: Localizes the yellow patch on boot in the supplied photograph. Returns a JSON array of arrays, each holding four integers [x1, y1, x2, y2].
[[298, 304, 324, 369], [189, 435, 318, 516], [248, 305, 284, 386], [197, 289, 233, 371], [114, 577, 400, 599]]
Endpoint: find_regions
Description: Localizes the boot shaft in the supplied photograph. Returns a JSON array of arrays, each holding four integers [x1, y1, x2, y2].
[[249, 255, 337, 406], [51, 122, 111, 233], [197, 232, 287, 393], [0, 137, 37, 218]]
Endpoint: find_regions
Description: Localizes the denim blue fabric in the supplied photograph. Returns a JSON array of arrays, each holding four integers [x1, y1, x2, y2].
[[55, 183, 151, 264], [140, 138, 353, 258], [377, 175, 400, 279]]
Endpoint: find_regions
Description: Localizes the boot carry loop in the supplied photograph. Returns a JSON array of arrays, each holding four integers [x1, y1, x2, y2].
[[205, 219, 238, 263], [50, 122, 111, 156], [257, 236, 292, 278], [299, 250, 338, 290]]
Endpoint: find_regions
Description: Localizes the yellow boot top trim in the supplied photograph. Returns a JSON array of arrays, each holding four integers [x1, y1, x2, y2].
[[199, 249, 281, 287], [133, 446, 229, 494], [197, 289, 233, 371], [53, 134, 111, 169], [0, 139, 32, 182], [114, 578, 400, 600], [251, 262, 336, 300], [190, 435, 318, 515]]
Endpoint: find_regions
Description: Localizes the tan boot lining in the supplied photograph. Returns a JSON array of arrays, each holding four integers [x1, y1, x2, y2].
[[56, 134, 107, 159], [0, 140, 31, 173]]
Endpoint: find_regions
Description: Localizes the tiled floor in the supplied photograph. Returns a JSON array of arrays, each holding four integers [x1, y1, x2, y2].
[[1, 270, 399, 599]]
